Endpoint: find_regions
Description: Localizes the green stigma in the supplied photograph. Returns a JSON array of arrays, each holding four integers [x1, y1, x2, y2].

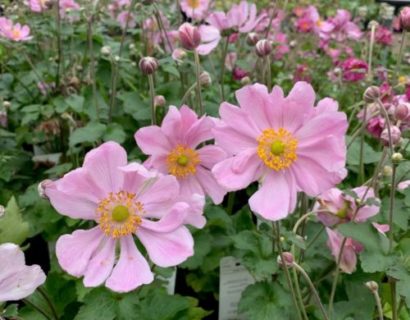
[[112, 205, 130, 222], [177, 155, 189, 166], [336, 202, 349, 219], [270, 140, 286, 156]]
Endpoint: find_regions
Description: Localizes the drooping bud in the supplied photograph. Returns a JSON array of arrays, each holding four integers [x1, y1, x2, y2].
[[154, 95, 166, 108], [277, 252, 294, 267], [101, 46, 112, 56], [38, 179, 53, 200], [255, 39, 272, 57], [365, 281, 379, 292], [178, 23, 201, 51], [400, 7, 410, 31], [380, 126, 401, 146], [363, 86, 380, 103], [199, 71, 211, 87], [246, 32, 259, 46], [395, 104, 409, 121], [139, 56, 159, 75]]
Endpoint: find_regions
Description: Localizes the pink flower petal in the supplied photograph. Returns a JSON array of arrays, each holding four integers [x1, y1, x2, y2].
[[139, 175, 180, 205], [105, 236, 153, 292], [195, 166, 227, 204], [219, 102, 260, 139], [197, 145, 227, 169], [135, 126, 171, 156], [137, 226, 194, 267], [141, 202, 188, 232]]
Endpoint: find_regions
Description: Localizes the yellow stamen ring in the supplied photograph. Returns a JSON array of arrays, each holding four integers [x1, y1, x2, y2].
[[167, 145, 200, 178]]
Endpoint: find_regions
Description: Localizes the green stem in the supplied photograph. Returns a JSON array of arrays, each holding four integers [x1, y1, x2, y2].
[[226, 192, 235, 215], [388, 164, 397, 251], [359, 105, 367, 184], [220, 37, 229, 101], [275, 222, 304, 320], [193, 50, 203, 115], [23, 299, 50, 320], [367, 23, 376, 80], [371, 288, 384, 320], [265, 55, 271, 90], [293, 262, 329, 320], [390, 278, 398, 320], [395, 31, 407, 84], [148, 74, 156, 125], [180, 82, 197, 107], [38, 287, 59, 320]]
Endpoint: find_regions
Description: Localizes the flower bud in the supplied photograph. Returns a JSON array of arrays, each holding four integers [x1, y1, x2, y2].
[[178, 23, 201, 51], [368, 20, 379, 30], [255, 39, 272, 57], [172, 48, 187, 62], [3, 101, 10, 108], [240, 76, 251, 85], [381, 126, 401, 146], [114, 55, 120, 62], [277, 252, 294, 267], [363, 86, 380, 104], [383, 165, 393, 177], [392, 152, 403, 163], [154, 95, 166, 108], [246, 32, 259, 46], [400, 7, 410, 31], [395, 104, 409, 121], [139, 56, 158, 75], [199, 71, 211, 87], [365, 281, 379, 292], [101, 46, 111, 56], [0, 204, 4, 218], [38, 179, 53, 200]]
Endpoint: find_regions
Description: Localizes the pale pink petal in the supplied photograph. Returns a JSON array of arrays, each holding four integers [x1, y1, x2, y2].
[[56, 227, 105, 277], [137, 226, 194, 267], [219, 102, 260, 139], [141, 202, 188, 232], [212, 149, 262, 190], [179, 193, 206, 228], [397, 180, 410, 191], [83, 141, 127, 194], [195, 167, 227, 204], [185, 116, 215, 148], [249, 171, 296, 221], [213, 122, 258, 155], [139, 175, 179, 205], [83, 237, 116, 287], [197, 145, 227, 169], [105, 236, 153, 292], [118, 162, 158, 194], [372, 222, 390, 234], [135, 126, 172, 156]]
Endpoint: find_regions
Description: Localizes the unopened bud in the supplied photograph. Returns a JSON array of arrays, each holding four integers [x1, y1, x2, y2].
[[381, 126, 401, 146], [114, 55, 120, 62], [400, 7, 410, 31], [38, 179, 53, 199], [363, 86, 380, 104], [368, 20, 379, 30], [255, 39, 272, 57], [178, 23, 201, 51], [172, 48, 187, 62], [365, 281, 379, 292], [199, 71, 211, 87], [139, 56, 158, 75], [383, 165, 393, 177], [240, 76, 251, 85], [3, 101, 10, 108], [246, 32, 259, 46], [101, 46, 111, 56], [277, 252, 294, 267], [129, 43, 135, 50], [395, 104, 409, 121], [392, 152, 404, 163], [154, 95, 166, 108]]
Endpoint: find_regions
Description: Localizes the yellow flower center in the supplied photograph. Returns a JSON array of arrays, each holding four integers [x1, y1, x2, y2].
[[167, 145, 200, 178], [97, 191, 143, 238], [187, 0, 200, 9], [12, 29, 21, 39], [257, 128, 298, 171]]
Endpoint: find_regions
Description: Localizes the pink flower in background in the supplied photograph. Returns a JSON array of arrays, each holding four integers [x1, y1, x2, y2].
[[315, 186, 380, 226], [233, 67, 248, 81], [293, 64, 312, 83], [180, 0, 210, 20], [372, 222, 390, 234], [225, 52, 237, 72], [26, 0, 50, 12], [197, 25, 221, 55], [117, 11, 136, 29], [0, 243, 46, 302], [143, 12, 176, 52], [207, 1, 266, 33], [212, 82, 348, 221], [135, 106, 227, 205], [326, 228, 363, 273], [44, 142, 199, 292], [366, 116, 385, 138], [59, 0, 80, 19], [329, 9, 362, 41], [340, 57, 368, 82], [295, 6, 334, 39], [272, 32, 290, 59], [375, 25, 393, 46], [0, 18, 32, 42]]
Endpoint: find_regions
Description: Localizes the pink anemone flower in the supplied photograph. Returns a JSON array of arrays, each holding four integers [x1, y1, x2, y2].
[[197, 25, 221, 55], [26, 0, 50, 12], [212, 82, 348, 221], [207, 1, 266, 33], [326, 228, 363, 274], [135, 106, 227, 206], [180, 0, 210, 21], [44, 142, 200, 293], [315, 186, 380, 226], [329, 9, 362, 41], [0, 18, 32, 42], [0, 243, 46, 302], [295, 6, 334, 39]]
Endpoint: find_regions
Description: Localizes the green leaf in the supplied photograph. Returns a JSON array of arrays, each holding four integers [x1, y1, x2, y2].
[[347, 138, 381, 166], [74, 289, 117, 320], [0, 197, 29, 245], [66, 94, 85, 113], [103, 123, 126, 143], [69, 122, 106, 147], [238, 281, 292, 319]]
